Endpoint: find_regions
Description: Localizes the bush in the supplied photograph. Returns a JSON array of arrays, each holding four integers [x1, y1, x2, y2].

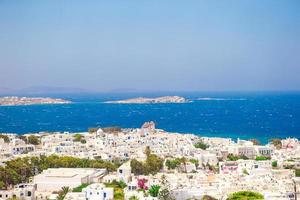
[[272, 161, 278, 168], [227, 191, 264, 200], [131, 147, 163, 175], [243, 169, 249, 175], [73, 134, 83, 142], [27, 135, 40, 145], [105, 180, 125, 200], [296, 169, 300, 177], [165, 158, 185, 170], [255, 156, 271, 161], [0, 134, 10, 143], [72, 183, 89, 192], [227, 154, 248, 161], [0, 155, 120, 189], [194, 141, 209, 150]]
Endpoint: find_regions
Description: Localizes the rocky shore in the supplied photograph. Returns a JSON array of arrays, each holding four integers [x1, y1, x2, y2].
[[0, 96, 71, 106], [105, 96, 189, 104]]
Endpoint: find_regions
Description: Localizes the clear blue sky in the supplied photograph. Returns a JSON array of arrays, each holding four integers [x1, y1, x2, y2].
[[0, 0, 299, 91]]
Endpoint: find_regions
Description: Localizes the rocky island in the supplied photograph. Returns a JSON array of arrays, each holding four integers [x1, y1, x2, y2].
[[105, 96, 189, 104], [0, 96, 71, 106]]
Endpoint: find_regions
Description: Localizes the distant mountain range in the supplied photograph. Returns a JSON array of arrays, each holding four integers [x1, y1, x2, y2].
[[0, 86, 147, 95], [0, 86, 93, 95]]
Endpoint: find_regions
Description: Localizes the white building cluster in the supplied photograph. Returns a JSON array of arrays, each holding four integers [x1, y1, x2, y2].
[[0, 123, 299, 200]]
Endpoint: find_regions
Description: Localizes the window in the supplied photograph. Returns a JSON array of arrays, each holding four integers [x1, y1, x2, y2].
[[28, 191, 32, 196], [104, 192, 106, 198], [119, 169, 123, 174]]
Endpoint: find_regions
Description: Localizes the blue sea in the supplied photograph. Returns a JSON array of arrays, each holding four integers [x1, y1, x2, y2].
[[0, 92, 299, 144]]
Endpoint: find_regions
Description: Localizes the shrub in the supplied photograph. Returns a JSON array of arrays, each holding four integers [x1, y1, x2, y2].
[[227, 191, 264, 200], [72, 183, 89, 192], [227, 154, 248, 161], [243, 169, 249, 175], [0, 134, 10, 143], [255, 156, 271, 161], [149, 185, 160, 197], [131, 147, 163, 175], [296, 169, 300, 177], [272, 161, 278, 168], [27, 135, 40, 145], [194, 141, 209, 150], [105, 180, 125, 200], [73, 134, 83, 142]]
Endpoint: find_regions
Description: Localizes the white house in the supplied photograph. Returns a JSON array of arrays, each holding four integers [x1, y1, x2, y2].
[[0, 183, 35, 200], [83, 183, 113, 200], [117, 162, 132, 183], [33, 168, 107, 192]]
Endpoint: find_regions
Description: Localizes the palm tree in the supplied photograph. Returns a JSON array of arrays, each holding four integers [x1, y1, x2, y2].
[[181, 157, 187, 173], [57, 186, 70, 200]]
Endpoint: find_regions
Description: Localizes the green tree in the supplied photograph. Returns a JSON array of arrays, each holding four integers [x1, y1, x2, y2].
[[0, 155, 120, 189], [145, 154, 163, 175], [227, 191, 264, 200], [227, 154, 248, 161], [165, 158, 182, 170], [118, 180, 127, 189], [0, 134, 9, 143], [72, 183, 89, 192], [27, 135, 40, 145], [105, 181, 125, 200], [295, 169, 300, 177], [73, 134, 83, 142], [149, 185, 160, 197], [0, 181, 5, 189], [130, 159, 144, 175], [255, 156, 271, 161], [131, 148, 163, 175], [194, 141, 209, 150], [272, 160, 278, 168], [145, 146, 151, 157], [243, 169, 249, 175]]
